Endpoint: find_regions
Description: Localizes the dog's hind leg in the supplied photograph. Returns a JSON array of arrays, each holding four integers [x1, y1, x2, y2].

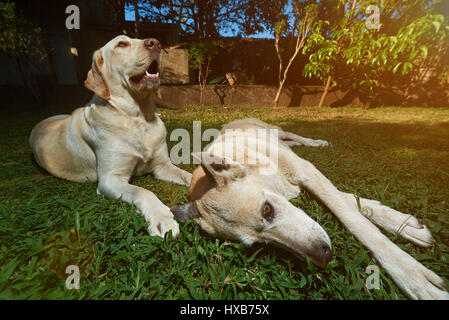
[[287, 154, 448, 299], [279, 131, 329, 147], [341, 193, 435, 248], [221, 118, 329, 147]]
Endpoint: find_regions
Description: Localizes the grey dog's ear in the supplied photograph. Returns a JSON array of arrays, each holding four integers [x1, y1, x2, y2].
[[192, 152, 247, 188], [170, 202, 200, 223], [84, 48, 110, 100]]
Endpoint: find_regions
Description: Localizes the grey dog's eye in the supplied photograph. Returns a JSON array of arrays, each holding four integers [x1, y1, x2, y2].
[[262, 201, 274, 221]]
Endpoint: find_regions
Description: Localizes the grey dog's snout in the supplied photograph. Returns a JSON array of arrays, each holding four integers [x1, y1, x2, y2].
[[320, 242, 332, 263], [144, 38, 161, 52], [309, 241, 332, 268]]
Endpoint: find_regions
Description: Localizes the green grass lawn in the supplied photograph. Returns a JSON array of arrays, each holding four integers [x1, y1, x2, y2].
[[0, 105, 448, 299]]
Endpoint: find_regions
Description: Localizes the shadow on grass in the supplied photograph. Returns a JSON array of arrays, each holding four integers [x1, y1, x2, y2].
[[279, 118, 449, 153]]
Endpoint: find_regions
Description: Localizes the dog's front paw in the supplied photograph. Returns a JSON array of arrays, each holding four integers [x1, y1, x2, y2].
[[147, 210, 180, 239], [395, 216, 435, 248], [382, 247, 449, 300], [182, 171, 193, 187], [372, 206, 435, 247]]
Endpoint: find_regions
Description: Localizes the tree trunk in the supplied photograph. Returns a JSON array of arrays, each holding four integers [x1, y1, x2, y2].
[[274, 45, 303, 106], [200, 87, 204, 106], [118, 0, 127, 34], [273, 9, 315, 107], [199, 63, 204, 106], [274, 49, 300, 106], [133, 0, 140, 37], [274, 79, 286, 107], [318, 75, 332, 108], [316, 1, 356, 108], [198, 57, 211, 107]]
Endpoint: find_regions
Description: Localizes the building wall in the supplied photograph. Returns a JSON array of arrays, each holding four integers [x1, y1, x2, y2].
[[0, 54, 25, 85], [47, 32, 79, 85], [0, 0, 183, 90], [158, 85, 348, 108]]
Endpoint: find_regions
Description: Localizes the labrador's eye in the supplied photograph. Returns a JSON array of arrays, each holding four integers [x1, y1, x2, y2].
[[117, 41, 130, 48], [262, 201, 274, 221]]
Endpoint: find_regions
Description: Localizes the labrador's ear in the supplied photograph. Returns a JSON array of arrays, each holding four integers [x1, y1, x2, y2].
[[171, 202, 200, 223], [84, 49, 110, 100], [192, 152, 248, 188]]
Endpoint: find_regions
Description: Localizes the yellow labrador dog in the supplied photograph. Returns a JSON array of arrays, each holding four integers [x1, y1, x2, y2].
[[171, 118, 449, 300], [30, 35, 191, 238]]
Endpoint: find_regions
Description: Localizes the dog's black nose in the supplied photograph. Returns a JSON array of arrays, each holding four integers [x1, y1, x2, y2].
[[320, 243, 332, 264], [309, 241, 332, 268], [144, 38, 161, 52]]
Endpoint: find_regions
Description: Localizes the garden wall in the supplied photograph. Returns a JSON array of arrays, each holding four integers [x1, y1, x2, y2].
[[158, 84, 449, 108], [159, 85, 349, 108], [1, 84, 448, 109]]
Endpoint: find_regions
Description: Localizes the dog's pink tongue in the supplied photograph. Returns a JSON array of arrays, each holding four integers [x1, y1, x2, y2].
[[145, 71, 159, 83]]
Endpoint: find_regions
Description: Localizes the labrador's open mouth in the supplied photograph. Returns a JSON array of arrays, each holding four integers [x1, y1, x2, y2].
[[130, 60, 160, 86]]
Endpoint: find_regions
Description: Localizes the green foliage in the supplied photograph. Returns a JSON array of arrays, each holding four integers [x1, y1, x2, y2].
[[303, 21, 337, 82], [303, 0, 449, 92], [184, 41, 219, 71], [274, 19, 288, 38], [184, 41, 219, 105], [0, 3, 45, 59], [0, 105, 448, 299]]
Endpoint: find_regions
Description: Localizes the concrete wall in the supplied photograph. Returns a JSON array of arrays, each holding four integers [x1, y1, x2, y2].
[[158, 85, 349, 108], [158, 84, 449, 108], [161, 48, 190, 85]]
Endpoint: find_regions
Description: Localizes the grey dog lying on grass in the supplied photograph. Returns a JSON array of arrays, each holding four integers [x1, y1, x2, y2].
[[171, 118, 449, 300]]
